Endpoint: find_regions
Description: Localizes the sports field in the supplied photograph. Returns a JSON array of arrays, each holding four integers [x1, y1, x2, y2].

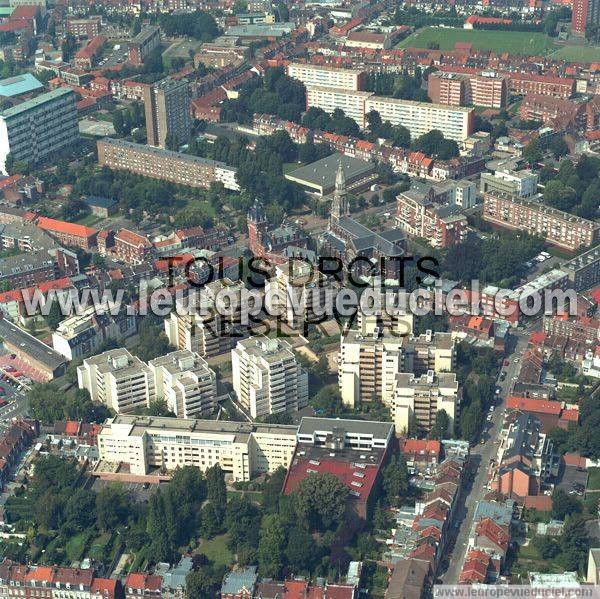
[[548, 45, 600, 62], [396, 26, 558, 54]]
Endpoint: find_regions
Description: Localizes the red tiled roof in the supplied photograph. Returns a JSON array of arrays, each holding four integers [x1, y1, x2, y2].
[[0, 174, 23, 190], [401, 438, 441, 457], [91, 578, 117, 596], [115, 228, 152, 248], [37, 216, 98, 239], [475, 518, 509, 552], [506, 396, 562, 415], [125, 573, 162, 591]]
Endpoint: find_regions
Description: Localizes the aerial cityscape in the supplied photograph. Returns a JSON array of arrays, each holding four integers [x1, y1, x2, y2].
[[0, 0, 597, 596]]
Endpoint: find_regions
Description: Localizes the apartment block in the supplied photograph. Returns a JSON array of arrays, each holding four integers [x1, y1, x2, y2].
[[231, 336, 308, 419], [66, 16, 102, 38], [338, 329, 404, 408], [143, 78, 191, 148], [129, 25, 161, 65], [482, 191, 600, 251], [97, 138, 239, 190], [113, 228, 154, 265], [264, 259, 334, 329], [572, 0, 600, 36], [0, 88, 78, 175], [305, 86, 372, 128], [480, 169, 538, 198], [97, 414, 298, 481], [148, 350, 217, 418], [561, 246, 600, 291], [393, 370, 459, 435], [288, 62, 365, 91], [508, 72, 575, 99], [364, 96, 473, 141], [52, 305, 136, 360], [429, 71, 508, 109], [77, 348, 154, 413]]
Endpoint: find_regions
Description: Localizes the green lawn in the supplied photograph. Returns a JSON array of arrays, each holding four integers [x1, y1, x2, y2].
[[75, 214, 104, 227], [66, 531, 92, 562], [396, 27, 558, 55], [196, 533, 234, 566], [88, 532, 112, 561], [549, 45, 600, 62], [588, 468, 600, 491]]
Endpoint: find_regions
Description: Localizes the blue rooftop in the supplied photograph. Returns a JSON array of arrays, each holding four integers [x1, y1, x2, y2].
[[0, 73, 43, 98], [84, 195, 117, 209], [221, 566, 257, 595]]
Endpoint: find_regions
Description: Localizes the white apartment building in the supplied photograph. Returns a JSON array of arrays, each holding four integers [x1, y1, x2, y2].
[[393, 370, 459, 435], [148, 350, 217, 418], [288, 63, 365, 91], [265, 259, 334, 329], [52, 306, 137, 360], [231, 336, 308, 419], [338, 330, 405, 408], [480, 168, 539, 198], [97, 414, 298, 480], [77, 348, 154, 414], [364, 96, 473, 141], [305, 86, 372, 128], [338, 329, 456, 409], [0, 88, 78, 175]]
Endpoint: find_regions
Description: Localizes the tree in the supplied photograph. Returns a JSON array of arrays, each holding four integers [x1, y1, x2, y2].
[[460, 400, 482, 443], [533, 535, 560, 559], [262, 467, 287, 513], [258, 514, 287, 577], [428, 409, 450, 439], [311, 385, 343, 417], [381, 454, 409, 504], [523, 138, 543, 164], [285, 527, 316, 572], [550, 136, 569, 159], [558, 515, 589, 572], [294, 473, 347, 531], [96, 484, 130, 532], [551, 488, 582, 521]]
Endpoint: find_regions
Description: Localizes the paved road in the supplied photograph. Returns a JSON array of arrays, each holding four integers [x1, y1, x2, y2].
[[441, 330, 530, 584]]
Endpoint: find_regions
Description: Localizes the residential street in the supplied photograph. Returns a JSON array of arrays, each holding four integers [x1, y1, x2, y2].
[[441, 330, 530, 583]]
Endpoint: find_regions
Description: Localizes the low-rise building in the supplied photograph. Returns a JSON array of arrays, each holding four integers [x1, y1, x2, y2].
[[36, 216, 98, 249], [97, 414, 298, 481], [480, 169, 538, 198]]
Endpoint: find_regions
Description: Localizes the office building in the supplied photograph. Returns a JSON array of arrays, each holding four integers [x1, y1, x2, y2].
[[561, 246, 600, 291], [231, 336, 308, 419], [148, 350, 217, 418], [393, 370, 459, 435], [129, 25, 161, 65], [143, 78, 191, 148], [288, 62, 365, 91], [0, 88, 78, 175], [97, 414, 298, 481], [483, 192, 600, 251], [573, 0, 600, 36], [480, 169, 538, 198], [97, 138, 238, 190], [77, 348, 154, 413], [364, 96, 473, 141]]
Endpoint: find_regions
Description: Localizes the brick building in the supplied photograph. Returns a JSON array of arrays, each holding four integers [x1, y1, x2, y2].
[[112, 229, 153, 265], [36, 216, 98, 249]]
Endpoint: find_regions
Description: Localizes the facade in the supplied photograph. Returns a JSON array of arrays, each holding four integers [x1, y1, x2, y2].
[[97, 414, 298, 480], [231, 336, 308, 419], [129, 25, 161, 65], [66, 16, 102, 38], [393, 370, 460, 436], [305, 86, 372, 128], [288, 62, 365, 91], [148, 350, 217, 418], [143, 78, 191, 149], [428, 71, 508, 109], [483, 192, 600, 251], [97, 138, 239, 191], [77, 348, 154, 413], [572, 0, 600, 36], [561, 246, 600, 291], [365, 96, 473, 141], [509, 72, 575, 99], [0, 88, 78, 175]]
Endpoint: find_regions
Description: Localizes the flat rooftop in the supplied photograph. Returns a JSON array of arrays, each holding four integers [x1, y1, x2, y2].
[[298, 416, 394, 441], [285, 153, 374, 190], [0, 73, 43, 98], [0, 317, 67, 371], [1, 87, 74, 119]]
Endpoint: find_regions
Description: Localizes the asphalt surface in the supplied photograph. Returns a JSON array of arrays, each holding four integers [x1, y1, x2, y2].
[[440, 329, 531, 584]]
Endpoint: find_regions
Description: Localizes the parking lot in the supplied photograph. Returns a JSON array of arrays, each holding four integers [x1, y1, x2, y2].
[[91, 478, 166, 503], [557, 463, 588, 496]]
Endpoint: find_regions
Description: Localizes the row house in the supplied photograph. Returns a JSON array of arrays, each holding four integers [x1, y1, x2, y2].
[[112, 229, 154, 265], [0, 419, 38, 488]]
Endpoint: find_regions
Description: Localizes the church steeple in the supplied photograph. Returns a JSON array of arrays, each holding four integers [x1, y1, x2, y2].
[[331, 159, 348, 224]]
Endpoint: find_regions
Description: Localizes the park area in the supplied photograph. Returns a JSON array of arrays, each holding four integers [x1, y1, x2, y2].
[[396, 26, 559, 54]]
